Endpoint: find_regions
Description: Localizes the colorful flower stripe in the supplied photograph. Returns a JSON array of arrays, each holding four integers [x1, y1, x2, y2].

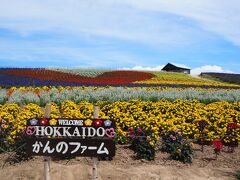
[[1, 68, 240, 88], [1, 68, 154, 85], [0, 73, 84, 87]]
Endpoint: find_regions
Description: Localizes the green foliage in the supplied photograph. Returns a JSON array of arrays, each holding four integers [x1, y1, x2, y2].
[[128, 128, 155, 161], [0, 89, 7, 104], [133, 140, 155, 161], [161, 131, 194, 163], [10, 133, 29, 162], [236, 170, 240, 180], [0, 121, 29, 162], [0, 140, 10, 153], [0, 121, 13, 153]]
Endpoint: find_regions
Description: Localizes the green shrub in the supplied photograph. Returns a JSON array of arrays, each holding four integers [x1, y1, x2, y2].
[[10, 133, 29, 162], [0, 121, 29, 163], [128, 128, 155, 161], [236, 170, 240, 180], [0, 120, 13, 153], [161, 131, 194, 163]]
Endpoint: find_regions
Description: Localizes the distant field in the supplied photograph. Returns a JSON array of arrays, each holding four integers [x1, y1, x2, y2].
[[135, 71, 238, 87], [200, 72, 240, 85]]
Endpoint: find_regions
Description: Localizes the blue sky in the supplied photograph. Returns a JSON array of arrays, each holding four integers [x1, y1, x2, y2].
[[0, 0, 240, 74]]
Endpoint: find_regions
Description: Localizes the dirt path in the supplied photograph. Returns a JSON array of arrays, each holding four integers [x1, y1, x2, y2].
[[0, 145, 239, 180], [0, 161, 236, 180]]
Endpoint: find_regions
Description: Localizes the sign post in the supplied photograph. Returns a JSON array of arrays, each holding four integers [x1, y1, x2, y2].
[[93, 106, 99, 180], [44, 104, 51, 180], [25, 105, 116, 179]]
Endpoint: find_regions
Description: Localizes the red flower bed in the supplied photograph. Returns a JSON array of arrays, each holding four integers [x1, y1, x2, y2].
[[3, 69, 154, 85], [4, 69, 85, 81]]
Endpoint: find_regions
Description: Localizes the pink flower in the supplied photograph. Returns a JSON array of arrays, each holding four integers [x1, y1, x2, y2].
[[130, 134, 136, 139]]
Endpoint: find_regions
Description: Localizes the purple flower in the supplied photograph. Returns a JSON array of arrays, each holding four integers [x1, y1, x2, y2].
[[130, 134, 136, 139], [137, 127, 143, 133], [170, 135, 176, 141], [104, 120, 112, 127], [198, 120, 208, 130], [30, 119, 38, 126]]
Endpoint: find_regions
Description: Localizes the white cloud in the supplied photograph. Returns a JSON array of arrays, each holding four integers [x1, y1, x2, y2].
[[0, 0, 240, 72], [0, 0, 227, 46], [0, 37, 141, 67], [119, 0, 240, 46], [121, 65, 164, 71], [191, 65, 234, 75], [120, 64, 234, 76], [121, 63, 190, 71]]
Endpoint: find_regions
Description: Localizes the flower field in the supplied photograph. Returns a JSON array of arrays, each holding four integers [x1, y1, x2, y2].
[[0, 68, 239, 88], [0, 69, 239, 164], [0, 68, 154, 86], [0, 99, 239, 146]]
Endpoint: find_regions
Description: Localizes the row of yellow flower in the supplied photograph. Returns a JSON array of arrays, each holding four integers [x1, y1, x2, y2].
[[1, 86, 198, 94], [0, 100, 239, 146]]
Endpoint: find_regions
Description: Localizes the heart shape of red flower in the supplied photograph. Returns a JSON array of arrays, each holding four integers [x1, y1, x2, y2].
[[94, 119, 102, 127], [40, 118, 49, 126]]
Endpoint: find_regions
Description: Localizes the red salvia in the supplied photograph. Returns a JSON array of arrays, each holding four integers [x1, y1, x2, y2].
[[3, 69, 155, 85], [212, 140, 224, 151]]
